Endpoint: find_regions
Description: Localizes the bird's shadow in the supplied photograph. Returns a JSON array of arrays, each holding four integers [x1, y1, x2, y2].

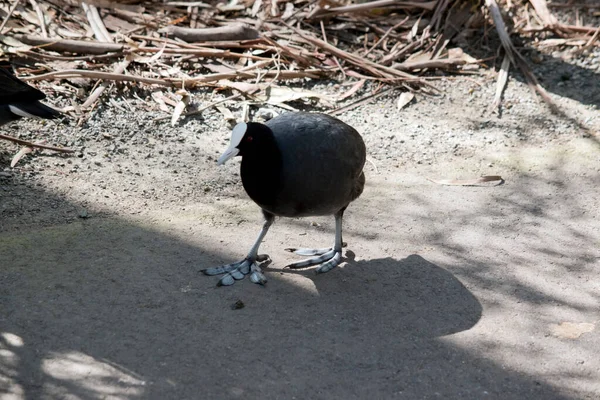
[[269, 252, 482, 338]]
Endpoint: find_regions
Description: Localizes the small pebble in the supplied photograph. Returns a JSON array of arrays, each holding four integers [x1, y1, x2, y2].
[[231, 300, 245, 310]]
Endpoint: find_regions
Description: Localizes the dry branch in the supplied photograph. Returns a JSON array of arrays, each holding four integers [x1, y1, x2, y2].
[[153, 93, 243, 122], [83, 59, 131, 108], [165, 1, 213, 9], [23, 68, 326, 88], [330, 88, 394, 116], [18, 50, 124, 62], [485, 0, 557, 109], [392, 58, 475, 71], [23, 69, 174, 86], [159, 24, 259, 42], [0, 134, 74, 153], [491, 54, 510, 112], [0, 0, 19, 33], [528, 0, 558, 29], [29, 0, 48, 38], [184, 69, 326, 85], [82, 2, 113, 42], [135, 46, 274, 61], [310, 0, 437, 19], [132, 36, 267, 50], [521, 24, 599, 35], [288, 25, 428, 85], [3, 0, 597, 124], [15, 35, 124, 54]]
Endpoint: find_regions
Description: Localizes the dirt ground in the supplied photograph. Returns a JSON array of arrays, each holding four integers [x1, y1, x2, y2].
[[1, 49, 600, 400]]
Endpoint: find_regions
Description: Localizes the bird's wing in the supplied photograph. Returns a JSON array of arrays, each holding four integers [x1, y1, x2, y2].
[[0, 66, 46, 105]]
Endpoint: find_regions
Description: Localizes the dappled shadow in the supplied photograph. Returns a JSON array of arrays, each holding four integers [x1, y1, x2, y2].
[[458, 13, 600, 111], [346, 145, 600, 397], [528, 48, 600, 109], [0, 173, 583, 399]]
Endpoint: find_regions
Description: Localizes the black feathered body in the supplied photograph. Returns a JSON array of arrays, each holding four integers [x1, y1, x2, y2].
[[240, 112, 366, 218], [0, 65, 61, 125]]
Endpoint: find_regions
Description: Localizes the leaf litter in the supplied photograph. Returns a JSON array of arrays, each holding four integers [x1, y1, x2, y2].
[[0, 0, 598, 158]]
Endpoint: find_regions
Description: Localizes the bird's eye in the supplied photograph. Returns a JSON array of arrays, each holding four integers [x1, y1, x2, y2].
[[246, 136, 253, 142]]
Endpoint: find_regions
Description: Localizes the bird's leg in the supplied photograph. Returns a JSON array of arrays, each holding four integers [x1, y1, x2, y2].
[[202, 212, 274, 286], [285, 209, 345, 274]]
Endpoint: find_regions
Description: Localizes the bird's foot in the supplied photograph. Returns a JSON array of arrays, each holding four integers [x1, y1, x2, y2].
[[201, 255, 270, 286], [285, 247, 342, 274], [285, 246, 332, 256], [285, 242, 346, 256]]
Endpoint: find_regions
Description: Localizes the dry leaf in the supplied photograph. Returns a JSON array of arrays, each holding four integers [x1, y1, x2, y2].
[[11, 146, 34, 168], [447, 48, 478, 63], [490, 54, 510, 113], [204, 62, 235, 74], [549, 322, 595, 339], [55, 27, 88, 38], [427, 176, 504, 186], [215, 105, 236, 124], [171, 89, 190, 127], [251, 0, 262, 16], [218, 81, 335, 107], [0, 34, 31, 53], [132, 43, 167, 64], [217, 80, 260, 94], [258, 86, 336, 107], [396, 92, 415, 110], [337, 79, 366, 102], [281, 2, 295, 19], [405, 50, 432, 63], [407, 17, 421, 41], [151, 92, 171, 112], [102, 14, 140, 32]]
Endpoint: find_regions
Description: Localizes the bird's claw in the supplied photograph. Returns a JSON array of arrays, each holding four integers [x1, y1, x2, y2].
[[285, 242, 347, 256], [285, 248, 342, 273], [203, 255, 271, 286]]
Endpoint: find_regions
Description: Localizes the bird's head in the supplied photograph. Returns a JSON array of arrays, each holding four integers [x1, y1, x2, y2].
[[218, 121, 273, 165]]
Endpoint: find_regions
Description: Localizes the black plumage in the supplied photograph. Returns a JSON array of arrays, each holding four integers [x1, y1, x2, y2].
[[203, 112, 366, 286], [0, 64, 61, 126]]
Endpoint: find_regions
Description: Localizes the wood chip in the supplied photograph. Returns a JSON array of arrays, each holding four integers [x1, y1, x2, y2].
[[396, 91, 414, 110], [427, 176, 504, 186]]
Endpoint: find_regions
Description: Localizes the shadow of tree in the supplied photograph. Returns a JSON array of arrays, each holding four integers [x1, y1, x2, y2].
[[0, 174, 584, 399], [528, 48, 600, 109]]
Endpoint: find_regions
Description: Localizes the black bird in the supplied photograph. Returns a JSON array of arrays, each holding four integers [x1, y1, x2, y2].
[[0, 64, 61, 126], [203, 112, 366, 286]]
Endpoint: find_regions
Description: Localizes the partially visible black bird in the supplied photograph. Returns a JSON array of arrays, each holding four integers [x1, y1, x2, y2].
[[0, 64, 61, 126], [203, 112, 366, 286]]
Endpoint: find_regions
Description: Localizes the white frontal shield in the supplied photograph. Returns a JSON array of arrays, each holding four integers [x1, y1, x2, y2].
[[217, 122, 247, 165]]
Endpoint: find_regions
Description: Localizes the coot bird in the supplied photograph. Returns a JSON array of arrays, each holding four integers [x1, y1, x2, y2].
[[203, 112, 366, 286], [0, 64, 61, 126]]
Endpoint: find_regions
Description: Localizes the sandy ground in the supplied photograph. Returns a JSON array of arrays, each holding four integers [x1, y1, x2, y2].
[[1, 53, 600, 400]]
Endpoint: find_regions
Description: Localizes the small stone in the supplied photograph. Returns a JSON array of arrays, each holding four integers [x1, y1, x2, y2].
[[231, 300, 245, 310]]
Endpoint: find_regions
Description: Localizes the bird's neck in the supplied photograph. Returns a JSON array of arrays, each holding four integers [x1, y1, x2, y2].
[[240, 132, 282, 208]]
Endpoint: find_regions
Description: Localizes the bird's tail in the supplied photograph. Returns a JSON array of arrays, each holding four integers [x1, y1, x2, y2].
[[9, 101, 62, 120]]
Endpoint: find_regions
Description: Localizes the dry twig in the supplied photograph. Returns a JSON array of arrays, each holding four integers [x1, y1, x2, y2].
[[0, 0, 19, 33], [310, 0, 438, 19], [485, 0, 557, 109], [2, 0, 596, 126], [15, 35, 124, 54], [159, 24, 259, 42], [0, 134, 74, 153]]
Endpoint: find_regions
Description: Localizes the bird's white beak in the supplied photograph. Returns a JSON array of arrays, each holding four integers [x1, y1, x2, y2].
[[218, 122, 247, 165], [217, 147, 239, 165]]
